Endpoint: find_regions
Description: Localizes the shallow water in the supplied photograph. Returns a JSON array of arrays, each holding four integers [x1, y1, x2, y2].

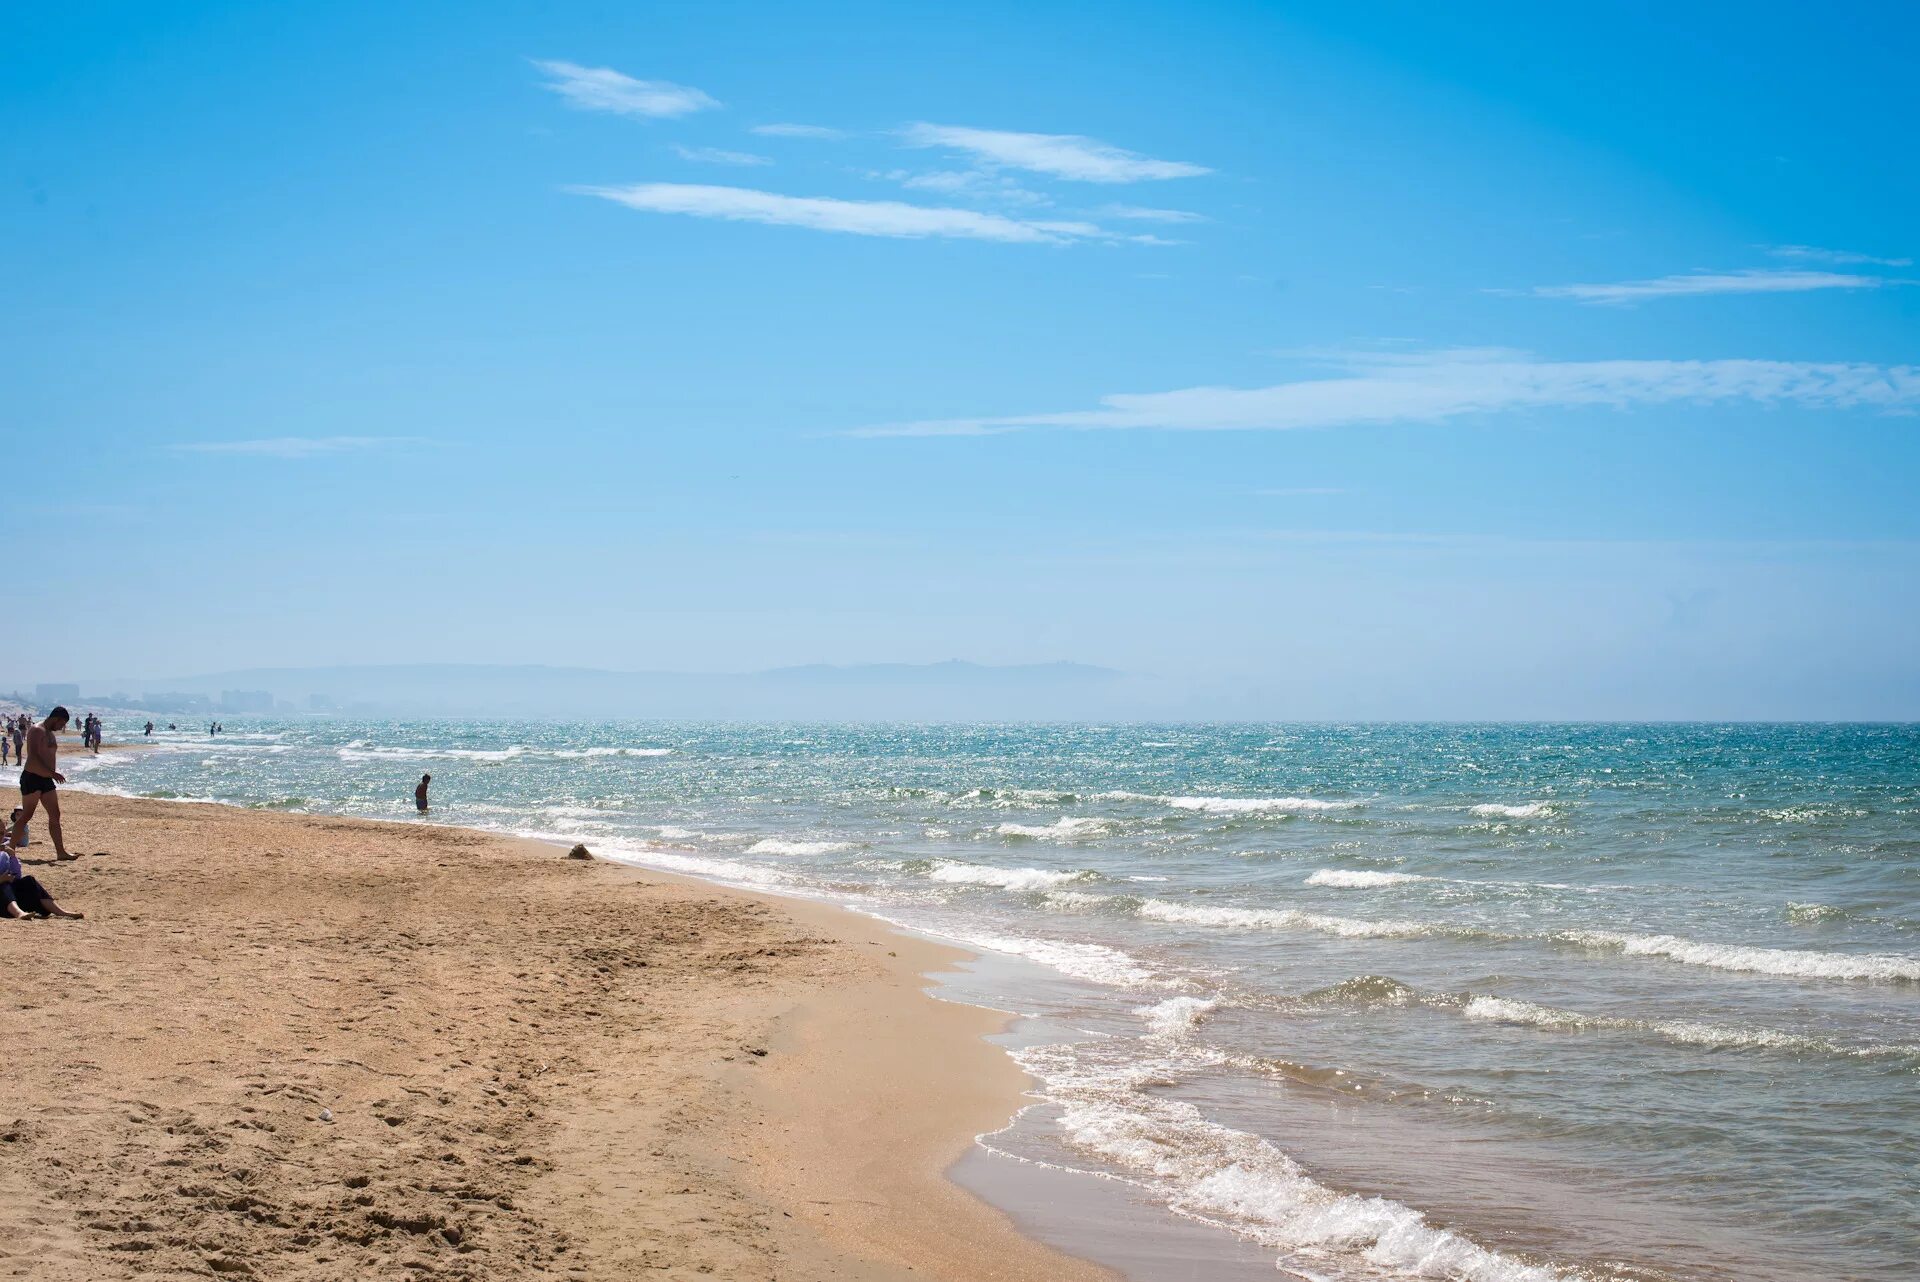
[[66, 720, 1920, 1281]]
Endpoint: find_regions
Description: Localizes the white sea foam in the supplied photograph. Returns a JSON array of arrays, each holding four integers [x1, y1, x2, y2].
[[1105, 791, 1361, 815], [1305, 870, 1430, 888], [338, 743, 668, 764], [652, 825, 701, 840], [1556, 930, 1920, 982], [1139, 995, 1219, 1038], [747, 838, 855, 856], [1454, 992, 1919, 1060], [339, 744, 529, 764], [591, 845, 794, 888], [995, 816, 1111, 840], [1016, 1043, 1567, 1281], [1138, 899, 1460, 941], [947, 932, 1163, 988], [1468, 801, 1553, 819], [540, 805, 621, 820], [928, 861, 1094, 891], [1041, 890, 1113, 910], [551, 746, 673, 758]]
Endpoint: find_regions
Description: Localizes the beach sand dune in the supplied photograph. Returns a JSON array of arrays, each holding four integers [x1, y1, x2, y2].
[[0, 791, 1108, 1282]]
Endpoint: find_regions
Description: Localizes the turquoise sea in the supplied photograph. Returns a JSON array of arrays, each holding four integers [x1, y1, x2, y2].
[[64, 720, 1920, 1282]]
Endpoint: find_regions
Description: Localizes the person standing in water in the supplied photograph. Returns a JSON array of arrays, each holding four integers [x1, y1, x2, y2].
[[14, 707, 74, 861], [415, 773, 431, 813]]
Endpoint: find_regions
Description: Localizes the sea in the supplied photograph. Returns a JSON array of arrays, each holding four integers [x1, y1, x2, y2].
[[61, 720, 1920, 1282]]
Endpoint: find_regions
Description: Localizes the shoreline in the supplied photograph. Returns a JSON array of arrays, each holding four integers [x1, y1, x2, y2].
[[0, 788, 1115, 1282]]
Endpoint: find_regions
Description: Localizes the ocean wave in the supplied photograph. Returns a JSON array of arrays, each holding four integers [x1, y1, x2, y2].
[[1785, 901, 1859, 924], [1467, 801, 1554, 819], [1305, 869, 1431, 888], [1015, 1043, 1568, 1282], [1138, 899, 1478, 941], [1454, 993, 1919, 1060], [1104, 791, 1362, 815], [928, 861, 1094, 891], [995, 816, 1111, 840], [1553, 930, 1920, 982], [1138, 995, 1219, 1038], [746, 838, 855, 856], [550, 746, 674, 758], [338, 744, 529, 764], [590, 844, 794, 888], [941, 930, 1164, 988], [1299, 975, 1420, 1006], [1305, 868, 1605, 895], [337, 743, 670, 764]]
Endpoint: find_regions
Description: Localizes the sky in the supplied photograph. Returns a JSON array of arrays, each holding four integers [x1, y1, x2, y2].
[[4, 1, 1917, 718]]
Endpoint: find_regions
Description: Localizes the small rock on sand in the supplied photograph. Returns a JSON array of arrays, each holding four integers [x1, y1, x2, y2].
[[566, 844, 593, 861]]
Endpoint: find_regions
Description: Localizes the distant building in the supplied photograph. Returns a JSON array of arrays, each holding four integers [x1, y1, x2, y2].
[[308, 693, 336, 711], [142, 692, 213, 713], [219, 690, 274, 714], [35, 682, 80, 705]]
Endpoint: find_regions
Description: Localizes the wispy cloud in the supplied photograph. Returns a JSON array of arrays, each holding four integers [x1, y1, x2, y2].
[[532, 60, 719, 118], [1102, 204, 1208, 224], [901, 123, 1209, 183], [872, 167, 1050, 206], [573, 182, 1159, 244], [1531, 268, 1894, 304], [671, 143, 771, 167], [751, 122, 845, 139], [848, 349, 1920, 436], [1768, 244, 1912, 268], [172, 436, 430, 459]]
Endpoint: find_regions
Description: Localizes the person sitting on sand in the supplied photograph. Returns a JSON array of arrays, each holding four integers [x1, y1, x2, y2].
[[0, 842, 82, 920], [14, 706, 74, 861], [415, 772, 431, 813]]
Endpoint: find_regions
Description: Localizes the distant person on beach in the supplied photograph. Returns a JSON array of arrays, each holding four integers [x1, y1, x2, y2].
[[415, 773, 431, 813], [14, 707, 73, 861], [0, 843, 82, 920], [144, 720, 153, 737]]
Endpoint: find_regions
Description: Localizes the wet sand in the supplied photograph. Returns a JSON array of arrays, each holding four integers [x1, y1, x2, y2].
[[0, 789, 1113, 1282]]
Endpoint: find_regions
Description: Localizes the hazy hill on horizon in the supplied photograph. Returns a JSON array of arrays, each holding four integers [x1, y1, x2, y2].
[[69, 659, 1155, 721]]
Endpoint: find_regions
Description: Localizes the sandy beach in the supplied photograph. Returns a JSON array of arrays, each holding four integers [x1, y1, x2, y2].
[[0, 786, 1113, 1282]]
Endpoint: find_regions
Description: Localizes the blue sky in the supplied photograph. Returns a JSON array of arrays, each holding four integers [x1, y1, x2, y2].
[[5, 1, 1917, 716]]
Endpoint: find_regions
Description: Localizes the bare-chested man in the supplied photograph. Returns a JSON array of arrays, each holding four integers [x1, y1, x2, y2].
[[13, 707, 74, 861]]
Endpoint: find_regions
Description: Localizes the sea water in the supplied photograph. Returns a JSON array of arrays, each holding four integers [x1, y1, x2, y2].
[[65, 721, 1920, 1281]]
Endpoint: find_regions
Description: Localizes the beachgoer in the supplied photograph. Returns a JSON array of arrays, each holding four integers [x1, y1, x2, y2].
[[0, 843, 82, 920], [415, 773, 431, 813], [13, 707, 73, 861], [144, 720, 154, 737]]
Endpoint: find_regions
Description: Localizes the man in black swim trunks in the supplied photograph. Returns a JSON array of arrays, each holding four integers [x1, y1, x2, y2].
[[14, 707, 74, 861]]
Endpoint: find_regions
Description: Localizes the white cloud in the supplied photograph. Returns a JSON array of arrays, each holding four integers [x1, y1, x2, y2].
[[671, 143, 771, 167], [848, 349, 1920, 436], [573, 182, 1126, 243], [881, 168, 1050, 206], [901, 123, 1209, 183], [1102, 204, 1208, 223], [751, 122, 845, 139], [532, 60, 719, 118], [1532, 268, 1893, 304], [173, 436, 429, 459], [1768, 245, 1912, 267]]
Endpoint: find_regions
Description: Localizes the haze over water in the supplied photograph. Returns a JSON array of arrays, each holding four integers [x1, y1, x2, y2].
[[71, 720, 1920, 1282]]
